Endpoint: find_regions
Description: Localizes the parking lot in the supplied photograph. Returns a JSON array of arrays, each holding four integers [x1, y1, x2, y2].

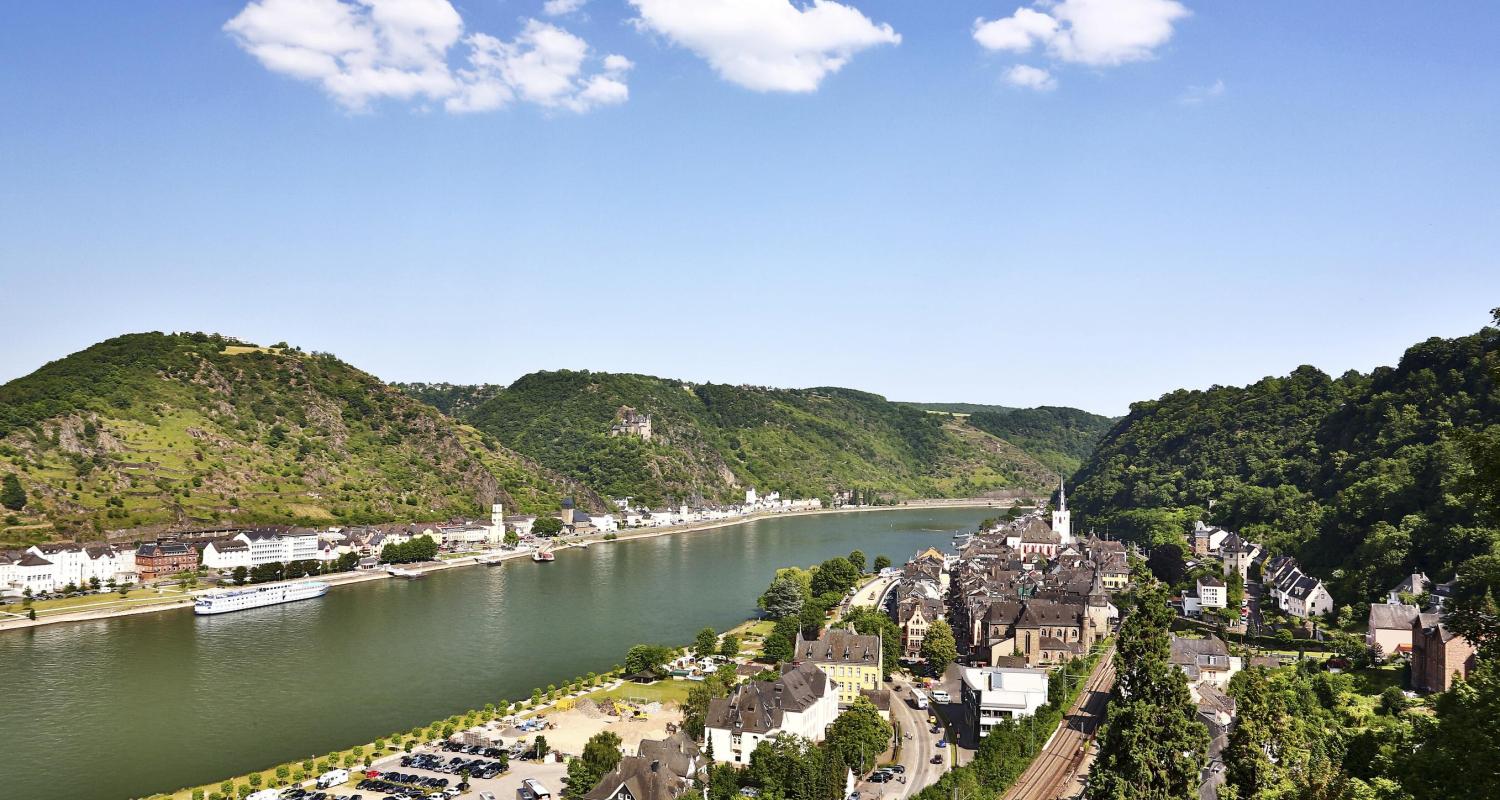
[[339, 743, 568, 800]]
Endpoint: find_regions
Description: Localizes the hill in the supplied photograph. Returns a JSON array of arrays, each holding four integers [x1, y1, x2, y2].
[[392, 382, 505, 417], [1070, 318, 1500, 604], [900, 402, 1017, 415], [0, 333, 585, 547], [963, 406, 1116, 476], [460, 371, 1056, 508]]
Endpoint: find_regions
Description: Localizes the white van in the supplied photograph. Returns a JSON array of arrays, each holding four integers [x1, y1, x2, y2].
[[317, 768, 350, 789], [929, 689, 950, 703]]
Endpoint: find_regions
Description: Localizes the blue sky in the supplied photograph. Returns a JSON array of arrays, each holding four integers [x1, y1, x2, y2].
[[1, 1, 1497, 415]]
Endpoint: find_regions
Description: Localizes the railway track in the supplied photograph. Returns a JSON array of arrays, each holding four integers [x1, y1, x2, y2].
[[1000, 647, 1117, 800]]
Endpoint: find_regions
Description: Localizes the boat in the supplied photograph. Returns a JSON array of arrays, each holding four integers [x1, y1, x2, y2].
[[386, 566, 424, 579], [476, 554, 506, 566], [574, 540, 590, 549], [532, 544, 555, 563], [193, 581, 328, 616]]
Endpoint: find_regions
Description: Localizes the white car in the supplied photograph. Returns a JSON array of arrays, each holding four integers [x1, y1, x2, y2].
[[929, 690, 950, 703]]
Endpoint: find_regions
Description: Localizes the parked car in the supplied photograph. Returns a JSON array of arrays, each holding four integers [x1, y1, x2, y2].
[[930, 755, 943, 765]]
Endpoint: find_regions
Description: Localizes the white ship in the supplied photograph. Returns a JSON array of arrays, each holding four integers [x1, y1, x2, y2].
[[194, 582, 329, 616]]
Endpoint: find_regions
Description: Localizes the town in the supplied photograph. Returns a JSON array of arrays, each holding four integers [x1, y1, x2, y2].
[[115, 479, 1486, 800]]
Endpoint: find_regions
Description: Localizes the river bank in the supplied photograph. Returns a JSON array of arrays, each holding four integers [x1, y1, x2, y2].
[[0, 498, 1008, 634]]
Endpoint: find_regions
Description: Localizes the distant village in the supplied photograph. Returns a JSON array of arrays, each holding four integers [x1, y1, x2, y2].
[[0, 487, 822, 602]]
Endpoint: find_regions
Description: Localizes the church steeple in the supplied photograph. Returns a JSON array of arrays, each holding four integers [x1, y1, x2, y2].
[[1051, 475, 1072, 546]]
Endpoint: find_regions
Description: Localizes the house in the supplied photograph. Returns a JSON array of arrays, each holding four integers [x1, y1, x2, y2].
[[1169, 635, 1242, 690], [1219, 534, 1261, 582], [201, 538, 251, 570], [1410, 612, 1478, 693], [609, 407, 653, 441], [1191, 522, 1231, 557], [960, 666, 1050, 738], [0, 550, 59, 594], [25, 542, 134, 589], [705, 664, 839, 764], [1197, 576, 1226, 608], [235, 529, 320, 566], [134, 541, 199, 581], [1366, 602, 1420, 658], [1263, 556, 1334, 619], [504, 515, 537, 538], [1387, 573, 1432, 605], [793, 627, 882, 706], [584, 732, 703, 800]]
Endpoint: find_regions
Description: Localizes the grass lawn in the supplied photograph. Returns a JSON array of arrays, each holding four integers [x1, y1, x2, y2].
[[1, 587, 189, 616], [589, 680, 695, 705], [731, 619, 775, 638]]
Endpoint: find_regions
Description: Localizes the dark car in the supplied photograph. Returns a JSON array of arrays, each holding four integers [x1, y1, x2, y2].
[[930, 755, 944, 765]]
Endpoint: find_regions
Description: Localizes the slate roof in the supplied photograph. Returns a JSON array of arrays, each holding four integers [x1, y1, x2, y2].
[[1368, 602, 1419, 631], [584, 732, 702, 800], [705, 664, 829, 735], [795, 627, 880, 666]]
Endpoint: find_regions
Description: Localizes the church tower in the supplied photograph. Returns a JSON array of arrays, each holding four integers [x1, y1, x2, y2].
[[1051, 476, 1073, 545], [1086, 566, 1111, 642]]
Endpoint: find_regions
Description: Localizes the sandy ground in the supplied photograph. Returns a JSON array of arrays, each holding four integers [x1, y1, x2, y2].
[[508, 698, 684, 756]]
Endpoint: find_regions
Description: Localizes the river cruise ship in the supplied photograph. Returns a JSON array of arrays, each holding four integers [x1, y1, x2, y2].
[[193, 581, 329, 615]]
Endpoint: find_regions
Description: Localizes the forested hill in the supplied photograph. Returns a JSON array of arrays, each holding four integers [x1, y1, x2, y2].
[[1071, 320, 1500, 604], [457, 370, 1056, 508], [963, 406, 1116, 476], [0, 333, 584, 546]]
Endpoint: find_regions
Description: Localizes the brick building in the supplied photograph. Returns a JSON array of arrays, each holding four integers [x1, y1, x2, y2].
[[1411, 612, 1478, 693]]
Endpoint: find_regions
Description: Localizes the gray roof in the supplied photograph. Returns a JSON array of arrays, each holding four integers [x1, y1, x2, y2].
[[584, 733, 701, 800], [705, 664, 829, 735], [1368, 602, 1419, 631], [795, 627, 880, 666]]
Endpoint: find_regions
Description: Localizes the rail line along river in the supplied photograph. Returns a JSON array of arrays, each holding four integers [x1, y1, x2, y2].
[[0, 507, 991, 800]]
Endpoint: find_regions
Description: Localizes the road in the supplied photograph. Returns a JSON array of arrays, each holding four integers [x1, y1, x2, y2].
[[884, 676, 946, 800], [848, 576, 897, 612], [1000, 647, 1116, 800]]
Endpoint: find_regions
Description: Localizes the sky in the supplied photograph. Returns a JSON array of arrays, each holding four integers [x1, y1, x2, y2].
[[1, 1, 1497, 416]]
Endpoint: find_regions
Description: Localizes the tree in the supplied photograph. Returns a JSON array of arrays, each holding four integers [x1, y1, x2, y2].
[[1443, 554, 1500, 661], [920, 619, 957, 675], [1146, 543, 1188, 586], [564, 730, 623, 800], [873, 555, 891, 572], [719, 634, 740, 658], [624, 644, 675, 675], [505, 529, 520, 547], [695, 627, 719, 658], [682, 671, 733, 739], [534, 516, 564, 536], [0, 473, 25, 511], [810, 557, 859, 597], [825, 698, 892, 775], [231, 566, 248, 585], [533, 735, 549, 759], [760, 576, 807, 619], [847, 550, 867, 574]]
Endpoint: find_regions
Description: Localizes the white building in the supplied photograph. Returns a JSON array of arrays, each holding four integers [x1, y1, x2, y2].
[[705, 664, 839, 764], [960, 667, 1050, 737], [1051, 478, 1073, 546], [202, 539, 252, 570], [25, 543, 135, 589], [1197, 576, 1227, 609], [1264, 556, 1335, 619], [1170, 635, 1242, 691], [236, 530, 321, 566], [587, 513, 618, 532]]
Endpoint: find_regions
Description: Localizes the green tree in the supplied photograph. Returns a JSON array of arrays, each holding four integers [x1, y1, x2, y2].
[[760, 575, 808, 619], [0, 473, 25, 511], [533, 516, 564, 536], [695, 626, 719, 658], [1146, 543, 1188, 586], [505, 529, 521, 547], [719, 634, 740, 658], [920, 619, 957, 675], [682, 670, 733, 740], [848, 550, 867, 573], [1443, 554, 1500, 661], [564, 730, 623, 800], [825, 698, 892, 775], [624, 643, 675, 675], [810, 557, 859, 597], [873, 555, 891, 572]]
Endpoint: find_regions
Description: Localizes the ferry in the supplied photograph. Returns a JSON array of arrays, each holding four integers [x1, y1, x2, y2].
[[387, 566, 424, 579], [194, 582, 328, 616], [532, 544, 555, 563], [476, 554, 506, 566]]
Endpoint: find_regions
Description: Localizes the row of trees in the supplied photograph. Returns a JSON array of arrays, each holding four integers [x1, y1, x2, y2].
[[380, 536, 439, 564], [230, 552, 360, 585]]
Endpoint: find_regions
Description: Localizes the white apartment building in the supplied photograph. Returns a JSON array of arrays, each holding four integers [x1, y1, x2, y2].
[[236, 530, 320, 566], [705, 665, 839, 764], [960, 667, 1050, 738]]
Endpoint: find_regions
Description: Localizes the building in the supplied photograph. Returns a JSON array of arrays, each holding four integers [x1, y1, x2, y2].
[[1197, 576, 1227, 609], [1387, 572, 1431, 605], [609, 407, 652, 441], [1366, 602, 1420, 658], [793, 627, 882, 706], [1191, 522, 1231, 557], [134, 541, 199, 581], [584, 732, 704, 800], [1411, 612, 1478, 693], [0, 550, 59, 595], [201, 538, 252, 570], [235, 529, 320, 566], [705, 664, 839, 764], [1263, 556, 1334, 619], [1051, 478, 1073, 546], [24, 542, 134, 589], [1169, 635, 1242, 690], [1219, 534, 1261, 582], [960, 666, 1050, 738]]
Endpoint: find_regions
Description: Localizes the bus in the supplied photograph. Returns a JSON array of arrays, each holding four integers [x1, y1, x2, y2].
[[910, 688, 929, 710], [520, 778, 553, 800]]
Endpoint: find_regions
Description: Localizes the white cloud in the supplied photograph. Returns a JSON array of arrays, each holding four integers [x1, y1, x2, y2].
[[629, 0, 900, 93], [542, 0, 587, 17], [974, 0, 1190, 85], [1178, 77, 1224, 105], [225, 0, 629, 114], [1004, 64, 1056, 91]]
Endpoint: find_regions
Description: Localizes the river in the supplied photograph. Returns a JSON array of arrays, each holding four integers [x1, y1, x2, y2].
[[0, 507, 989, 800]]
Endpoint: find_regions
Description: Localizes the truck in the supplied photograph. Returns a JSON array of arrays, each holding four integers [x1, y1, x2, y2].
[[910, 689, 929, 710], [317, 768, 350, 789], [521, 778, 553, 800]]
